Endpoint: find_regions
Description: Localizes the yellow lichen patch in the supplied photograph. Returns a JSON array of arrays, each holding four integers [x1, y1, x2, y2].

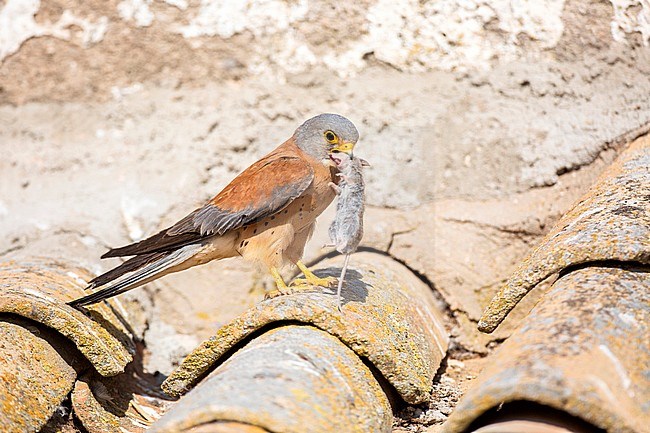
[[71, 380, 125, 432], [163, 252, 448, 405], [70, 365, 172, 433], [479, 136, 650, 333], [0, 258, 133, 376], [0, 319, 77, 433], [186, 422, 270, 433], [151, 326, 392, 433], [195, 311, 211, 321], [447, 267, 650, 433]]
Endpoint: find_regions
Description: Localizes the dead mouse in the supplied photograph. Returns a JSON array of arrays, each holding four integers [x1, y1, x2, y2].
[[327, 152, 369, 310]]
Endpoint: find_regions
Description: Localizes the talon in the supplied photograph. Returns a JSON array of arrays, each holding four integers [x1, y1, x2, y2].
[[265, 266, 290, 299], [265, 288, 288, 299], [291, 276, 337, 288], [295, 260, 336, 287], [266, 283, 318, 299]]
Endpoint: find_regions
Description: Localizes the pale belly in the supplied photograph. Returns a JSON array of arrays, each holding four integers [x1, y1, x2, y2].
[[234, 180, 336, 269]]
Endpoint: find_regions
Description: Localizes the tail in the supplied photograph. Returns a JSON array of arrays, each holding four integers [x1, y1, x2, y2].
[[68, 244, 202, 308], [87, 252, 169, 288], [336, 254, 351, 312]]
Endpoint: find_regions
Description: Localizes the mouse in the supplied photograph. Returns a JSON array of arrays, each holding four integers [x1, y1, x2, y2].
[[327, 152, 369, 310]]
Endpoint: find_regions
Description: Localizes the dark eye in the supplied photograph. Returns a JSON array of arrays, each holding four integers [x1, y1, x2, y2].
[[324, 131, 337, 143]]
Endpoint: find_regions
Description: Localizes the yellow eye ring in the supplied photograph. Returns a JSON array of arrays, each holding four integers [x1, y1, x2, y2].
[[324, 131, 337, 143]]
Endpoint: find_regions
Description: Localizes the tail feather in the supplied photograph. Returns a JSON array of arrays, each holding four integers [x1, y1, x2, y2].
[[69, 245, 202, 308], [101, 230, 200, 258], [89, 252, 169, 288]]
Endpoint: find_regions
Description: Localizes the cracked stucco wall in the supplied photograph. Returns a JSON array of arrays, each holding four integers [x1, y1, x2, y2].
[[610, 0, 650, 44], [1, 0, 649, 79], [2, 1, 650, 201], [0, 0, 107, 60]]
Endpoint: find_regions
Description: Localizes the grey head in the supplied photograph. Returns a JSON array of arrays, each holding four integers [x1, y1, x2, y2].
[[293, 113, 359, 161]]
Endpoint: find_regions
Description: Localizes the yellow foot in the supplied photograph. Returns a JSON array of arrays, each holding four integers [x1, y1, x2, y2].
[[265, 283, 318, 299], [264, 284, 290, 300], [265, 266, 291, 299], [264, 288, 285, 299], [294, 260, 337, 287], [290, 275, 337, 288]]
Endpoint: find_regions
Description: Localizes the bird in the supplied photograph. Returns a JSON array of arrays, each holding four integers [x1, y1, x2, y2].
[[68, 113, 359, 308]]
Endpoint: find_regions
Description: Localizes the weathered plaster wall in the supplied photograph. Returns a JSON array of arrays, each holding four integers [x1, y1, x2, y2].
[[3, 0, 650, 77], [2, 1, 650, 204]]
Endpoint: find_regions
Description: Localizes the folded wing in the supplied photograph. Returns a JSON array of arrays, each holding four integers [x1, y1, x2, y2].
[[103, 154, 314, 258]]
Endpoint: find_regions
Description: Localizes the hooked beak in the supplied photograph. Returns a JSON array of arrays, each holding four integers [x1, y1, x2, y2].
[[330, 140, 355, 156]]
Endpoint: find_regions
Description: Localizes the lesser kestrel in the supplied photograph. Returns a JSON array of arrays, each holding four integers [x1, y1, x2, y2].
[[69, 113, 359, 307]]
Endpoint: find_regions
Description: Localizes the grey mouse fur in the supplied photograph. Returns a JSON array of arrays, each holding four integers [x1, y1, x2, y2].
[[328, 152, 367, 310]]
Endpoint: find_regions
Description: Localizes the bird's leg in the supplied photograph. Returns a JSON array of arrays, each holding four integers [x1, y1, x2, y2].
[[291, 260, 337, 288], [264, 267, 291, 299], [265, 265, 322, 299]]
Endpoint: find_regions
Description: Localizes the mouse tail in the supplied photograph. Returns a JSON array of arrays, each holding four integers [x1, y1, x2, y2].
[[336, 254, 351, 312]]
